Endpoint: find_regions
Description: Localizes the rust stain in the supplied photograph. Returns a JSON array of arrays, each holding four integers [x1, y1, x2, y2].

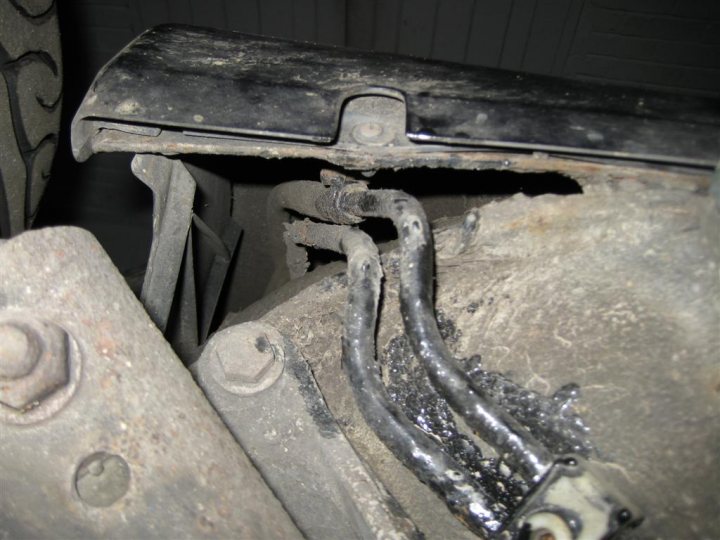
[[197, 515, 216, 533], [507, 214, 551, 235], [94, 319, 120, 358], [92, 130, 711, 191]]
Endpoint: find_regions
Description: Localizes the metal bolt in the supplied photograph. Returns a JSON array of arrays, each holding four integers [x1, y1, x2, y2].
[[616, 508, 633, 525], [526, 513, 572, 540], [75, 452, 131, 507], [351, 121, 394, 146], [0, 317, 71, 412], [209, 322, 285, 395], [356, 122, 383, 139], [0, 322, 40, 379]]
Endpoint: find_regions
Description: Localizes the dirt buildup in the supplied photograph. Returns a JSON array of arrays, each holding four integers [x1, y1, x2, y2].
[[382, 309, 594, 514]]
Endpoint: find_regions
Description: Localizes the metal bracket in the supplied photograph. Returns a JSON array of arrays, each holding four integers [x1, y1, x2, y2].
[[131, 154, 196, 332], [192, 215, 242, 342], [130, 154, 241, 361], [193, 322, 421, 540], [0, 227, 302, 538], [499, 457, 642, 540]]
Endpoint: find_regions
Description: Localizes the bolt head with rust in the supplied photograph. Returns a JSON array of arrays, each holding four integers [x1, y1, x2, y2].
[[0, 322, 40, 379], [0, 317, 71, 412], [208, 322, 285, 395]]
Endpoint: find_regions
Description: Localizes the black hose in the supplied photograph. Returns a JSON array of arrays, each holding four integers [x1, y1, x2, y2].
[[266, 181, 363, 292], [335, 189, 554, 483], [286, 219, 506, 536]]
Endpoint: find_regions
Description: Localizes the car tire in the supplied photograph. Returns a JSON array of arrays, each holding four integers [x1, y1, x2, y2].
[[0, 0, 61, 237]]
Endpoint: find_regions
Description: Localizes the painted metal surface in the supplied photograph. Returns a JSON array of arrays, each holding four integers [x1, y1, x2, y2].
[[72, 25, 720, 167]]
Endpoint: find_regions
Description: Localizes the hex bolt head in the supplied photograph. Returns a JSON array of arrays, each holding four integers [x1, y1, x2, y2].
[[208, 322, 285, 395], [0, 322, 40, 379], [0, 317, 71, 412]]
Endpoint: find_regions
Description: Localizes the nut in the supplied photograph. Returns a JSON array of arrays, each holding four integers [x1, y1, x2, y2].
[[0, 317, 71, 411], [209, 322, 285, 395]]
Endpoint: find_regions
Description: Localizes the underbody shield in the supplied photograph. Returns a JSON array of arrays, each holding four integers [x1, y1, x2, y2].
[[72, 24, 720, 169]]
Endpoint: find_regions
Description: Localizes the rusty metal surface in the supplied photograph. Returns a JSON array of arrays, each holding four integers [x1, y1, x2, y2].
[[251, 184, 720, 539], [0, 227, 302, 539], [71, 123, 712, 193], [193, 321, 420, 540], [71, 25, 720, 167], [0, 315, 80, 423]]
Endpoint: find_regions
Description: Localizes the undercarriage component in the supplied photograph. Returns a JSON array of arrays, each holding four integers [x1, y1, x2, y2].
[[499, 457, 641, 540], [332, 186, 554, 483], [0, 227, 301, 539], [193, 320, 421, 539], [71, 25, 720, 169], [131, 154, 196, 332], [0, 313, 81, 423], [271, 180, 565, 481], [286, 220, 505, 535], [37, 21, 719, 540], [130, 153, 241, 361], [253, 185, 718, 539], [265, 179, 363, 290], [280, 187, 641, 539]]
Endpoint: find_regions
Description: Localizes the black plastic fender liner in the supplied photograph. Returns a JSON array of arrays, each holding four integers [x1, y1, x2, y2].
[[71, 25, 720, 167], [286, 219, 507, 536]]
